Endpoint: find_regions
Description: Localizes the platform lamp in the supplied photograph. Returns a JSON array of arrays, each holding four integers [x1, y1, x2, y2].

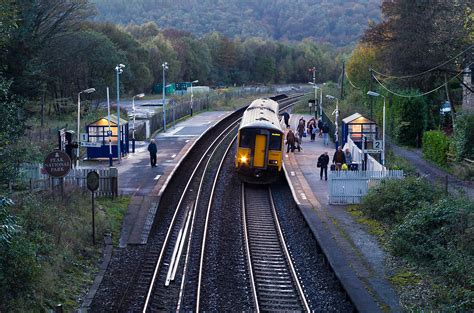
[[77, 87, 96, 168], [308, 82, 320, 119], [367, 91, 386, 166], [162, 62, 169, 131], [132, 93, 145, 153], [190, 80, 198, 116], [115, 64, 125, 162]]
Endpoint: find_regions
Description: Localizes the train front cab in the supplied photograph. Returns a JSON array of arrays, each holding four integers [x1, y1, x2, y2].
[[236, 127, 283, 182]]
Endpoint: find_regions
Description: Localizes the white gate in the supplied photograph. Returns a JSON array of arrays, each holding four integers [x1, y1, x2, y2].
[[329, 170, 404, 204]]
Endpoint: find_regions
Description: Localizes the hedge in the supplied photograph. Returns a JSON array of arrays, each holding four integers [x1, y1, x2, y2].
[[422, 130, 450, 166]]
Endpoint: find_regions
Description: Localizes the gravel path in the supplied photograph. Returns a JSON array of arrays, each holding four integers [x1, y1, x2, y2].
[[390, 143, 474, 198]]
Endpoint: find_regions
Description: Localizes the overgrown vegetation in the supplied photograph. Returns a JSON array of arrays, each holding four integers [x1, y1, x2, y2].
[[0, 191, 129, 311], [422, 130, 450, 166], [452, 113, 474, 161], [359, 178, 474, 310]]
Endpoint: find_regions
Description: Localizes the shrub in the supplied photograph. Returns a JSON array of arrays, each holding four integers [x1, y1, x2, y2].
[[360, 177, 441, 224], [393, 94, 428, 147], [390, 197, 474, 310], [422, 130, 450, 166], [452, 113, 474, 161]]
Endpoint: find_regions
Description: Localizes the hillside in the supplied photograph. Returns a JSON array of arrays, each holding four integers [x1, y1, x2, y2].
[[91, 0, 381, 46]]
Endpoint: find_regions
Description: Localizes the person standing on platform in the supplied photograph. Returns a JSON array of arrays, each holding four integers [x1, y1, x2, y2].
[[280, 112, 290, 128], [317, 118, 324, 137], [286, 129, 296, 153], [332, 146, 346, 170], [322, 123, 330, 145], [344, 148, 352, 166], [317, 151, 330, 180], [297, 119, 305, 143], [147, 139, 158, 167]]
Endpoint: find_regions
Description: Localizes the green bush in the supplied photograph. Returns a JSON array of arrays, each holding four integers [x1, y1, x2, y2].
[[360, 177, 441, 224], [422, 130, 450, 166], [392, 94, 428, 147], [452, 113, 474, 161], [390, 197, 474, 310]]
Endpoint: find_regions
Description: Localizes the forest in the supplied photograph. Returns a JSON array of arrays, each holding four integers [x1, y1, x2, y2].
[[90, 0, 381, 47]]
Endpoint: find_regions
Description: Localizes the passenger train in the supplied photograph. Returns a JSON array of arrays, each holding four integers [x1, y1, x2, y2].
[[235, 98, 284, 183]]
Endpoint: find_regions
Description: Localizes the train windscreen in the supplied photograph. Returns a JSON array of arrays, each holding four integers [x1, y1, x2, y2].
[[269, 132, 282, 150]]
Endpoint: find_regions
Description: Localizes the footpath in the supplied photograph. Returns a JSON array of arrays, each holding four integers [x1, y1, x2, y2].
[[390, 143, 474, 198], [283, 114, 401, 312]]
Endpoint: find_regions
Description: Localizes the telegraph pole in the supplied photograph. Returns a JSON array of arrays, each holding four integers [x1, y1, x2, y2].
[[369, 67, 374, 119], [340, 62, 345, 100]]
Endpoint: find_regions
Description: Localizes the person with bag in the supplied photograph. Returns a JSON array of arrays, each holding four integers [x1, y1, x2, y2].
[[317, 151, 330, 180], [317, 118, 324, 137], [286, 129, 296, 153], [332, 146, 346, 170]]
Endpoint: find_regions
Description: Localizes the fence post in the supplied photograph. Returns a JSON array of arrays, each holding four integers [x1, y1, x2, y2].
[[110, 167, 118, 198]]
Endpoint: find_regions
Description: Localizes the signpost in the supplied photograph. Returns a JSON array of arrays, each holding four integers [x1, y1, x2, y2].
[[87, 171, 100, 245], [44, 151, 71, 197]]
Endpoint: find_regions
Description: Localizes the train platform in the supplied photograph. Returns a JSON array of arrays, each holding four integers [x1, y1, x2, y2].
[[84, 111, 230, 247], [282, 114, 401, 312]]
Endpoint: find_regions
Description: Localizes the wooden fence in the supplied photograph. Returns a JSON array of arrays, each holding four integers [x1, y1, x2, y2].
[[19, 164, 118, 197], [329, 170, 404, 204]]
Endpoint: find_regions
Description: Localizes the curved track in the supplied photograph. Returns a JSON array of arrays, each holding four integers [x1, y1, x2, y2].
[[242, 184, 310, 312]]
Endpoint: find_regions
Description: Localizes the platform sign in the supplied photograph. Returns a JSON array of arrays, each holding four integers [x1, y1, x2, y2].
[[87, 171, 100, 192], [81, 142, 102, 147], [374, 140, 383, 150], [365, 149, 382, 154], [43, 151, 71, 178]]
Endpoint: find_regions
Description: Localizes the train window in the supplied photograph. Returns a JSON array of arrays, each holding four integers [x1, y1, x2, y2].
[[269, 133, 282, 150], [239, 130, 254, 148]]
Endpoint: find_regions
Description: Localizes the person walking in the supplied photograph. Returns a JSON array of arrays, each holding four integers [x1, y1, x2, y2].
[[317, 118, 323, 137], [147, 139, 158, 167], [286, 129, 296, 153], [317, 151, 330, 180], [332, 146, 346, 170], [297, 119, 305, 143], [308, 119, 316, 141], [322, 123, 330, 145], [344, 148, 352, 166], [280, 112, 290, 128]]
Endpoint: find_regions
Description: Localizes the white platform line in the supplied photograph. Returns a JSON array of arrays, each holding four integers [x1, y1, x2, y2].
[[290, 171, 295, 176], [154, 175, 161, 181], [171, 154, 176, 159], [300, 192, 307, 200]]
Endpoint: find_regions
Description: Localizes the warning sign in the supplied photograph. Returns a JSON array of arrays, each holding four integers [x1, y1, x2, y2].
[[43, 151, 72, 178]]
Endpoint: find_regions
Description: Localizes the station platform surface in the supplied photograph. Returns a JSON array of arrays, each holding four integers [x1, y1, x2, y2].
[[84, 111, 230, 247], [283, 114, 401, 312]]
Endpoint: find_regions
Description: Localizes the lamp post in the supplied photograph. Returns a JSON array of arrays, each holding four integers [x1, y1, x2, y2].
[[190, 79, 198, 116], [115, 64, 125, 162], [326, 94, 339, 147], [308, 82, 320, 119], [162, 62, 169, 131], [367, 91, 386, 166], [77, 87, 96, 168], [132, 93, 145, 153]]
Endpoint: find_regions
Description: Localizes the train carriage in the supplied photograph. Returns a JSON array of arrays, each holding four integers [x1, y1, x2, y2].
[[236, 98, 284, 183]]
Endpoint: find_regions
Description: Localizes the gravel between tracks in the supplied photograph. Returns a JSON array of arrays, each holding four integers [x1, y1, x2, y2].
[[271, 179, 354, 311]]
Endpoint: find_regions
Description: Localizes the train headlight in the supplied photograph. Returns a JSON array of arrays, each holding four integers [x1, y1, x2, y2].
[[240, 155, 248, 163], [269, 160, 278, 165]]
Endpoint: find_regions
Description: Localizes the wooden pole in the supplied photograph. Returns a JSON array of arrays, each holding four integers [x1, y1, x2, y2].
[[92, 191, 96, 245]]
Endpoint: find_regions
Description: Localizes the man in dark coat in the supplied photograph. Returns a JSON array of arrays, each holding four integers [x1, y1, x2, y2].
[[147, 139, 158, 167], [286, 129, 296, 153], [281, 112, 290, 128], [317, 118, 324, 137], [332, 146, 346, 170], [317, 151, 330, 180]]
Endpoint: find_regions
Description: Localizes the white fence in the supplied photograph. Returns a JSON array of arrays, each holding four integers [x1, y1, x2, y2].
[[329, 170, 404, 204], [344, 137, 385, 171], [19, 164, 118, 197]]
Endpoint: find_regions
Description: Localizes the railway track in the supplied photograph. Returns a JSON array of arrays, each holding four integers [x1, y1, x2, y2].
[[118, 94, 304, 311], [242, 184, 310, 312]]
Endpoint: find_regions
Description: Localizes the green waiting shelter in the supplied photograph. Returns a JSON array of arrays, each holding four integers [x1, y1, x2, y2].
[[85, 114, 129, 159]]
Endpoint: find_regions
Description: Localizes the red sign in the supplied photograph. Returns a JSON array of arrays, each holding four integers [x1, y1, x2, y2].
[[43, 151, 72, 178]]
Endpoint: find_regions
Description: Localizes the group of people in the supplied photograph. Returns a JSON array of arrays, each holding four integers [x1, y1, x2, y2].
[[317, 146, 353, 180], [284, 115, 331, 153]]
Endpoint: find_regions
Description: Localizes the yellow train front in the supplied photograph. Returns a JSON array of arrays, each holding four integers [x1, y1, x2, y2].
[[235, 98, 284, 184]]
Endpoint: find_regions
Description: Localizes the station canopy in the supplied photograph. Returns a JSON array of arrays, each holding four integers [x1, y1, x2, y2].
[[89, 114, 128, 127]]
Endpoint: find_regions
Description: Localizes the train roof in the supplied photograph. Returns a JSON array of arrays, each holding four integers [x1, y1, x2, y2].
[[240, 98, 282, 132]]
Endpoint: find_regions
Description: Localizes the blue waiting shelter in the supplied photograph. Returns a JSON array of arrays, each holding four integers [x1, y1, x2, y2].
[[85, 114, 129, 159], [341, 113, 378, 148]]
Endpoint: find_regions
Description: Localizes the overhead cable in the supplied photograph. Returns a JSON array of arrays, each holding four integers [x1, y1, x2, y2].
[[370, 45, 473, 79], [371, 63, 472, 98]]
